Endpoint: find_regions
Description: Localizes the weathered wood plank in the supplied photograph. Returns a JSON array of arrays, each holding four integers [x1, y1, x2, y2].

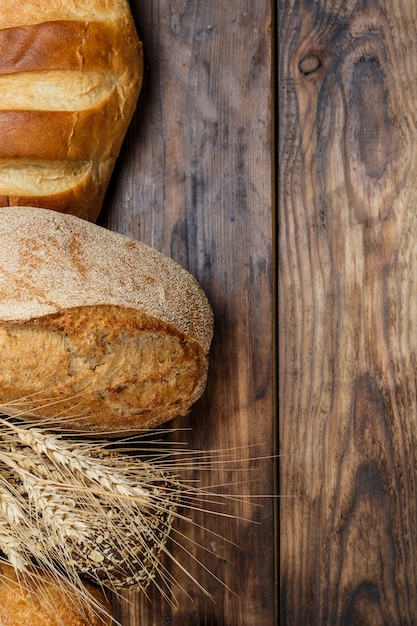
[[101, 1, 275, 624], [280, 0, 417, 623]]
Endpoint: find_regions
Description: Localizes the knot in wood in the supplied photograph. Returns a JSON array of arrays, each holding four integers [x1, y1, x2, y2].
[[298, 55, 321, 75]]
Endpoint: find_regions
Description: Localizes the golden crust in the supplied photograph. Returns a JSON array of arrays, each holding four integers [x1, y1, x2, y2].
[[0, 7, 143, 221], [0, 563, 112, 626], [0, 159, 114, 221], [0, 20, 140, 75], [0, 0, 132, 28], [0, 207, 214, 434]]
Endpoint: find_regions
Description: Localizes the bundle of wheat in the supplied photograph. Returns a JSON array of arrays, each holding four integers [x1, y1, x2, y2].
[[0, 414, 262, 625], [0, 417, 182, 595]]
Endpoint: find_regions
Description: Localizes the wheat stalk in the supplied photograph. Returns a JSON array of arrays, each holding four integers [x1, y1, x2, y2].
[[0, 418, 183, 596], [0, 410, 270, 624], [0, 418, 187, 625]]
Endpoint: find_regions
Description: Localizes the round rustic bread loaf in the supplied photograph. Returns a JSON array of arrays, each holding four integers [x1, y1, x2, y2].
[[0, 0, 143, 221], [0, 207, 214, 434], [0, 562, 112, 626]]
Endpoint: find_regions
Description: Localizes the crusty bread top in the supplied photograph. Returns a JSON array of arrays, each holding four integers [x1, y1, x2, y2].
[[0, 2, 143, 220], [0, 207, 213, 353], [0, 0, 132, 29], [0, 14, 143, 162]]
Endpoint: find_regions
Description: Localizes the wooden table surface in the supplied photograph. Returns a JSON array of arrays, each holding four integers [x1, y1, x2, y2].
[[100, 1, 276, 625], [280, 1, 417, 624]]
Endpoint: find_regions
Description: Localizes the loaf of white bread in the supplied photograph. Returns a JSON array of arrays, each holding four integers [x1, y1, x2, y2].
[[0, 562, 112, 626], [0, 207, 214, 434], [0, 0, 143, 221]]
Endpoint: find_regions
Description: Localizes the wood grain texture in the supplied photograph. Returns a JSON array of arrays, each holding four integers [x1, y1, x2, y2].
[[98, 1, 275, 624], [279, 0, 417, 623]]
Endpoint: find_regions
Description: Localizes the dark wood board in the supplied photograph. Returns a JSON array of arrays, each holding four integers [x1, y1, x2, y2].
[[99, 1, 276, 625], [279, 0, 417, 623]]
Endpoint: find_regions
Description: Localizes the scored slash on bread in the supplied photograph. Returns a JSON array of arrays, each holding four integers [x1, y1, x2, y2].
[[0, 0, 143, 221], [0, 207, 214, 435]]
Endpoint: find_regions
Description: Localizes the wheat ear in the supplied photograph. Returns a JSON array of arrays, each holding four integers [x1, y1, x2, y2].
[[0, 417, 182, 595], [0, 412, 271, 618]]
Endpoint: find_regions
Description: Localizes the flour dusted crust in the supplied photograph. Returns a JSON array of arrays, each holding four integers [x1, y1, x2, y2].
[[0, 207, 214, 434], [0, 0, 143, 221], [0, 563, 112, 626]]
